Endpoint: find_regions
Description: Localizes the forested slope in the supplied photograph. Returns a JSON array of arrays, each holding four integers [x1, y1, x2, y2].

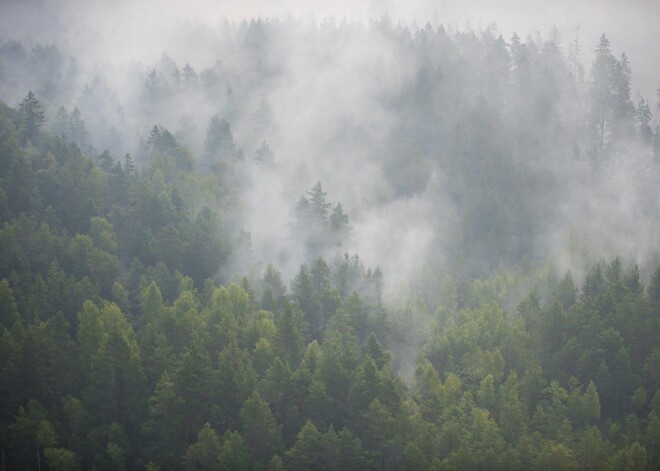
[[0, 18, 659, 470]]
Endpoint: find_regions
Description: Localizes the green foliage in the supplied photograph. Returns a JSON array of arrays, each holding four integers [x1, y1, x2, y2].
[[0, 279, 19, 327], [284, 420, 325, 470], [19, 91, 45, 144], [0, 37, 657, 469], [44, 447, 80, 471], [204, 114, 236, 162], [182, 423, 222, 470], [294, 183, 351, 257], [274, 301, 305, 366], [240, 391, 284, 467], [218, 430, 250, 470]]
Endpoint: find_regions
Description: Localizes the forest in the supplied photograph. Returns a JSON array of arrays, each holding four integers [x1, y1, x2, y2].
[[0, 4, 659, 470]]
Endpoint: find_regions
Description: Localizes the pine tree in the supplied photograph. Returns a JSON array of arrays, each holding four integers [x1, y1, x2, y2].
[[239, 392, 283, 467], [83, 304, 146, 435], [51, 106, 69, 138], [19, 91, 45, 144], [636, 99, 653, 146], [216, 339, 257, 429], [284, 420, 325, 470], [306, 182, 331, 224], [142, 68, 162, 114], [67, 107, 90, 152], [274, 301, 305, 366], [589, 35, 617, 163], [123, 153, 136, 180], [143, 371, 185, 467], [567, 24, 584, 81], [0, 279, 19, 328], [219, 430, 250, 470], [204, 114, 236, 161], [261, 264, 286, 313], [649, 264, 660, 316], [222, 85, 239, 123], [182, 63, 198, 88], [255, 141, 274, 167], [328, 203, 348, 233], [261, 358, 296, 443], [612, 53, 636, 140], [182, 423, 222, 470]]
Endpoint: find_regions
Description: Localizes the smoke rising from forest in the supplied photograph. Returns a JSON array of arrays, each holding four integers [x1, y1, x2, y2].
[[1, 0, 659, 293]]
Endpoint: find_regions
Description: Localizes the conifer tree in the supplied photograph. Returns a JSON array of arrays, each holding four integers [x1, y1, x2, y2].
[[636, 99, 653, 146], [19, 91, 45, 144]]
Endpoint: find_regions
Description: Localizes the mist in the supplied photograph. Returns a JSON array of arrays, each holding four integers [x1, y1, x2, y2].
[[3, 1, 660, 468], [1, 0, 659, 291]]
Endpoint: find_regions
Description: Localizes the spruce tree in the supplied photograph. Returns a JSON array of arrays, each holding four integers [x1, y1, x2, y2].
[[19, 91, 45, 144]]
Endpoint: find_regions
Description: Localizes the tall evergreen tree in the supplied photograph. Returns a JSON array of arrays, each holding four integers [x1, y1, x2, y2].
[[204, 114, 236, 162], [589, 35, 618, 163], [67, 107, 90, 152], [306, 182, 331, 226], [637, 99, 653, 146], [19, 91, 45, 144], [239, 392, 283, 467]]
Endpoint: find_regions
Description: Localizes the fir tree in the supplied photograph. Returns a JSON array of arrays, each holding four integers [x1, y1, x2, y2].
[[19, 91, 45, 144]]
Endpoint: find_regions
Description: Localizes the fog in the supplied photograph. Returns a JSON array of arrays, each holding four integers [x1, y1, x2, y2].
[[3, 0, 658, 97], [1, 0, 659, 297]]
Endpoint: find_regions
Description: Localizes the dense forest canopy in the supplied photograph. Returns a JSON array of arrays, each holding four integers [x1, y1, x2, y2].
[[0, 0, 659, 469]]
